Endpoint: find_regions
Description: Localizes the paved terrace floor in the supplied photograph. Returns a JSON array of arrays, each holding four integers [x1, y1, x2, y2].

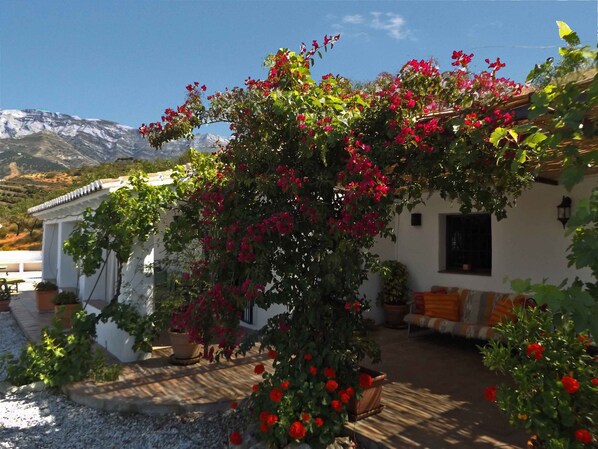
[[7, 286, 528, 449]]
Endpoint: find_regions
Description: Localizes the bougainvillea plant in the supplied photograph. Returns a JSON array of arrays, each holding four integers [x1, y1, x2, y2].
[[141, 35, 534, 447]]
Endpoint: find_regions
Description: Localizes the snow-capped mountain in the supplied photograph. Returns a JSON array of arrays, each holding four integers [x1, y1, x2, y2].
[[0, 109, 227, 172]]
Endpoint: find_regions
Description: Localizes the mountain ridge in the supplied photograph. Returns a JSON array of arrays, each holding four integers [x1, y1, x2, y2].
[[0, 109, 226, 175]]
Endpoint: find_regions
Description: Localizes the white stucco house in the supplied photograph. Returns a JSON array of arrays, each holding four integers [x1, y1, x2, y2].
[[28, 164, 596, 362]]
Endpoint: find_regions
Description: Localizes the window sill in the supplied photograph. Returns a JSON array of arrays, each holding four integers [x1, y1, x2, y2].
[[438, 269, 491, 277]]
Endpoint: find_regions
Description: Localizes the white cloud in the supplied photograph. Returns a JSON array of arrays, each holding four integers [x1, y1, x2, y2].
[[333, 12, 409, 41], [342, 14, 364, 25], [370, 12, 407, 40]]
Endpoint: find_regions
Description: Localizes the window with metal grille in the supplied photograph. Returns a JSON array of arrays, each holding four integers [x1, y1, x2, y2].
[[445, 214, 491, 274]]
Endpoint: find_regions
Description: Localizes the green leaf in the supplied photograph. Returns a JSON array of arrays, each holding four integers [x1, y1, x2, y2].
[[556, 21, 580, 46], [489, 128, 508, 146], [521, 132, 547, 149]]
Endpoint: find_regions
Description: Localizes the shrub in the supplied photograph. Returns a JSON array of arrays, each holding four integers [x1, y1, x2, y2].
[[52, 290, 80, 305], [34, 280, 58, 292]]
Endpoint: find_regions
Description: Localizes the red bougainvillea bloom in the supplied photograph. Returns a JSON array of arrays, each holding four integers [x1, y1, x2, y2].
[[280, 380, 290, 390], [268, 349, 278, 359], [575, 429, 593, 444], [229, 431, 243, 445], [325, 380, 339, 392], [484, 386, 497, 402], [289, 421, 307, 439], [561, 375, 580, 394], [526, 343, 544, 360], [270, 388, 283, 402], [230, 401, 238, 410], [254, 364, 265, 375], [331, 400, 342, 412], [301, 413, 310, 422], [309, 366, 317, 376], [359, 373, 373, 388], [314, 417, 324, 427], [324, 367, 336, 378]]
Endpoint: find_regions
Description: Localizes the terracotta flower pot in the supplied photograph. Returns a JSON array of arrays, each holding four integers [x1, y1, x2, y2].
[[54, 303, 81, 329], [0, 300, 10, 312], [348, 367, 387, 421], [168, 330, 201, 364], [383, 303, 409, 329], [36, 290, 57, 312]]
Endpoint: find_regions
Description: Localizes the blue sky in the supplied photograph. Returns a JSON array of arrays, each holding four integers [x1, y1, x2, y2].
[[0, 1, 596, 137]]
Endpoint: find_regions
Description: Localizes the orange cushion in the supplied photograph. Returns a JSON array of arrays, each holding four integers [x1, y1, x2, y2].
[[487, 296, 526, 327], [423, 293, 460, 321]]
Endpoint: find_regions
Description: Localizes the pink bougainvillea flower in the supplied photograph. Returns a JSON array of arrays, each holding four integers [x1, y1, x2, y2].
[[484, 385, 497, 402], [561, 375, 580, 394]]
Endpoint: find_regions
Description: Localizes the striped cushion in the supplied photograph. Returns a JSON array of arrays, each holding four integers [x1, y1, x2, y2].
[[423, 293, 460, 321], [487, 295, 526, 327], [462, 290, 498, 325]]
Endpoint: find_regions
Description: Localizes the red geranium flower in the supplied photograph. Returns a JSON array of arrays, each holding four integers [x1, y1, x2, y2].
[[359, 373, 373, 388], [314, 417, 324, 427], [575, 429, 593, 444], [270, 388, 283, 402], [339, 391, 350, 403], [592, 378, 598, 386], [230, 401, 238, 410], [260, 423, 269, 433], [254, 364, 265, 375], [259, 410, 270, 422], [280, 380, 290, 390], [325, 380, 339, 392], [301, 413, 310, 422], [484, 386, 497, 402], [345, 386, 355, 397], [252, 384, 259, 392], [229, 431, 243, 445], [526, 343, 544, 360], [289, 421, 306, 439], [304, 354, 313, 361], [309, 366, 317, 376], [561, 375, 579, 394], [268, 349, 278, 359], [266, 414, 278, 426], [331, 400, 342, 412], [324, 367, 336, 378]]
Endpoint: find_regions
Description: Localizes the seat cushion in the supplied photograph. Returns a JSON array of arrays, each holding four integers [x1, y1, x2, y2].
[[423, 293, 460, 321], [487, 295, 526, 327], [461, 290, 499, 325]]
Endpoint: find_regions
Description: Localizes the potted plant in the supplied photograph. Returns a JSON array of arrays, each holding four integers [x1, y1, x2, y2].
[[34, 280, 58, 312], [52, 290, 81, 329], [0, 279, 12, 312], [377, 260, 410, 328], [164, 283, 201, 365], [348, 367, 387, 421], [481, 308, 597, 448]]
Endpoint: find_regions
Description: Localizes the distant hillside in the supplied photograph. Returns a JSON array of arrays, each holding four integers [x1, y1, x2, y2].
[[0, 158, 181, 250], [0, 109, 228, 175]]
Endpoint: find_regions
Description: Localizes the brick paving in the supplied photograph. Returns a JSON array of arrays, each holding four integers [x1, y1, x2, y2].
[[8, 286, 528, 449]]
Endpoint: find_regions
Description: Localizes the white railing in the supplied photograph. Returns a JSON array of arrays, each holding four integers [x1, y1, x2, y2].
[[0, 251, 42, 273]]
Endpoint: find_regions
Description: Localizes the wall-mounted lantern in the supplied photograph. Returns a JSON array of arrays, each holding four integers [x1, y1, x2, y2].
[[557, 196, 572, 228]]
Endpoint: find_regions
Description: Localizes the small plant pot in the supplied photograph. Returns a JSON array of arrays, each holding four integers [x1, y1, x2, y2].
[[348, 367, 387, 421], [54, 303, 81, 329], [383, 303, 409, 329], [0, 300, 10, 312], [168, 330, 201, 365], [36, 290, 58, 312]]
